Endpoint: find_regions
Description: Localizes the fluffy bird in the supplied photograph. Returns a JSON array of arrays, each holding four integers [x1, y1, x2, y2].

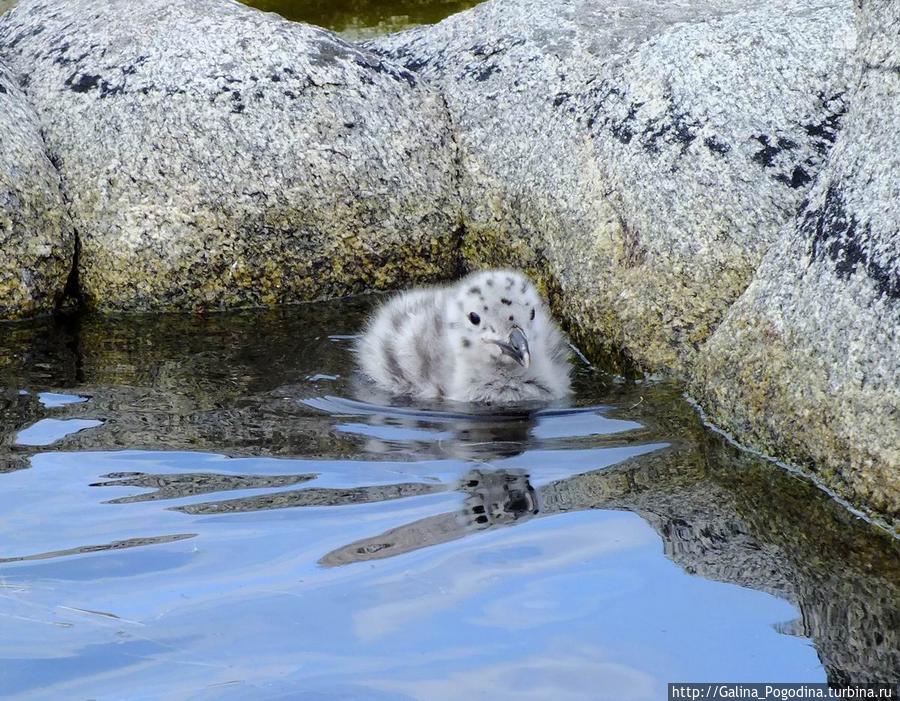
[[355, 269, 571, 404]]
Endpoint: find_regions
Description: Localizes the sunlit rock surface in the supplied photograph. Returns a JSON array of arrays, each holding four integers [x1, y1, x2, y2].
[[369, 0, 898, 526], [370, 0, 855, 371], [0, 61, 72, 319], [695, 0, 900, 526], [0, 0, 460, 312]]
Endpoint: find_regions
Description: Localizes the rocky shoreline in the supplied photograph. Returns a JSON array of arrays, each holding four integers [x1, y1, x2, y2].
[[0, 0, 896, 528]]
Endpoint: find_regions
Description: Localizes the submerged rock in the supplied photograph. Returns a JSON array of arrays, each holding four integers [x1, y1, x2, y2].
[[371, 0, 856, 371], [695, 0, 900, 525], [0, 0, 460, 312], [0, 61, 72, 319]]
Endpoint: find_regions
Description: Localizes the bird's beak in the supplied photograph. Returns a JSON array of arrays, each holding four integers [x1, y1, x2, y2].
[[489, 327, 531, 368]]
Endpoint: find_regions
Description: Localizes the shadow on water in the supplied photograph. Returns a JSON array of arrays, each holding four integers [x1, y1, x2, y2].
[[0, 298, 898, 695]]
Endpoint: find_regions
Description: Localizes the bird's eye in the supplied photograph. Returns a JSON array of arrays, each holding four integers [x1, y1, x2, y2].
[[468, 312, 481, 325], [530, 308, 535, 321]]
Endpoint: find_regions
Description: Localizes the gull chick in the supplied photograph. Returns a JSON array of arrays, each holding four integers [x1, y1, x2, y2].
[[355, 269, 571, 404]]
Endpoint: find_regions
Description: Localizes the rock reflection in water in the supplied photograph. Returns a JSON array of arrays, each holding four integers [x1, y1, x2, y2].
[[91, 471, 318, 504], [0, 533, 196, 564], [173, 480, 447, 515], [318, 435, 899, 683]]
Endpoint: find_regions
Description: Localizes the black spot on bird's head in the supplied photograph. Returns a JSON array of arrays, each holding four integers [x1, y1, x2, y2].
[[509, 315, 514, 321], [530, 308, 535, 321], [469, 286, 481, 295], [501, 298, 512, 305], [486, 279, 494, 287], [462, 338, 471, 347], [468, 311, 481, 325]]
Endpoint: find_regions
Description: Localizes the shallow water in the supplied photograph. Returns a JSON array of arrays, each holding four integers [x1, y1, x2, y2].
[[239, 0, 482, 38], [0, 299, 898, 699]]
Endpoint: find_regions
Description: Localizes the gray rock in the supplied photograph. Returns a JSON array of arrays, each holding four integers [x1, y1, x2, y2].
[[0, 0, 460, 312], [695, 0, 900, 526], [371, 0, 900, 524], [371, 0, 856, 372], [0, 60, 72, 319], [0, 0, 894, 528]]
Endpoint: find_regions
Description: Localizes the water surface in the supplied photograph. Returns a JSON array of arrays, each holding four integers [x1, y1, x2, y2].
[[239, 0, 482, 38], [0, 300, 897, 699]]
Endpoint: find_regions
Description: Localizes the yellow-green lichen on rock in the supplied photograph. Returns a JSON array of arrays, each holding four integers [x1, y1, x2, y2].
[[0, 62, 72, 319]]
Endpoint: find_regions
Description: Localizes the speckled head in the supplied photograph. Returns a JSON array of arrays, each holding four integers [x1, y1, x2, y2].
[[446, 269, 546, 370]]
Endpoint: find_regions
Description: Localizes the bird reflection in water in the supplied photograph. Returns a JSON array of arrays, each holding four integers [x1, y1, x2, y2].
[[463, 468, 539, 529], [320, 467, 540, 567]]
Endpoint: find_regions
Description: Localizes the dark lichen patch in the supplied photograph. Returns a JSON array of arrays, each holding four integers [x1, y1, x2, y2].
[[640, 107, 701, 155], [750, 134, 819, 188], [473, 63, 500, 82], [608, 101, 640, 145], [63, 69, 129, 98], [704, 135, 730, 155], [803, 183, 899, 300], [390, 65, 417, 88], [802, 91, 848, 154], [751, 134, 799, 168], [584, 84, 702, 156], [775, 165, 811, 189], [804, 114, 843, 150], [66, 71, 100, 92]]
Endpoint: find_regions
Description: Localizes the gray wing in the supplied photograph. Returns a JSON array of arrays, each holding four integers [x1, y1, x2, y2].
[[355, 288, 450, 399]]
